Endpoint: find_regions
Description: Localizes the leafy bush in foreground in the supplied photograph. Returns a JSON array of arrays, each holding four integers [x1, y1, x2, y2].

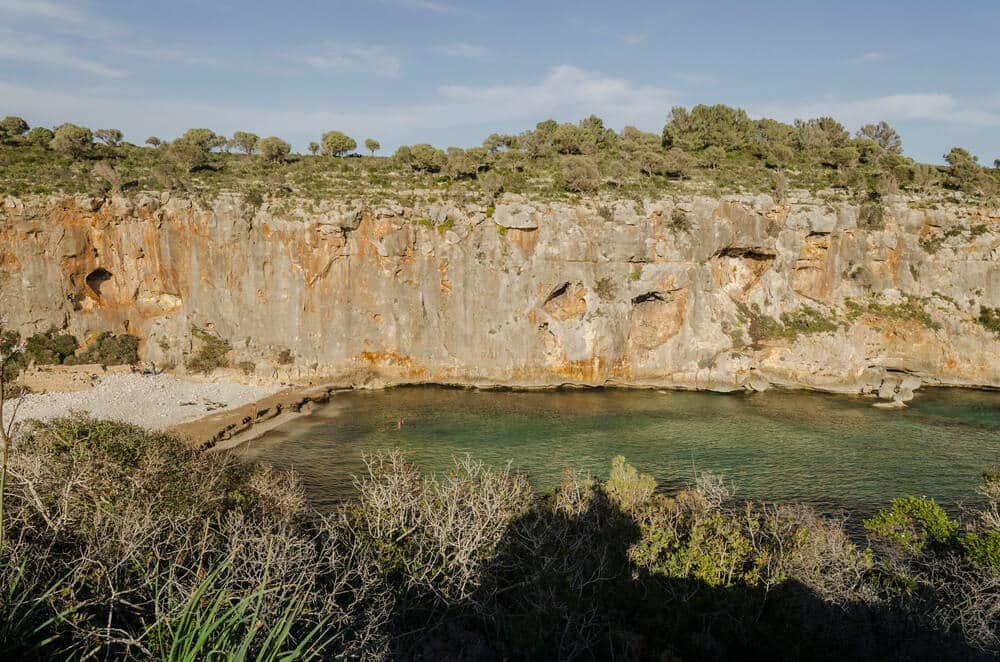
[[0, 419, 996, 660]]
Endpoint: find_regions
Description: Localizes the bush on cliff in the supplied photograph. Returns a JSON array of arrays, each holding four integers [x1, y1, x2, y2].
[[1, 418, 997, 660], [185, 326, 232, 374], [67, 331, 139, 366], [24, 329, 78, 365]]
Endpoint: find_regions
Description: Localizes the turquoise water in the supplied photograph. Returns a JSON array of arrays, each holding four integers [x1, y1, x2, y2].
[[238, 387, 1000, 518]]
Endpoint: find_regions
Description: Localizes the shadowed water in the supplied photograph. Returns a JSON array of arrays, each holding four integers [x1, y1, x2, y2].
[[238, 387, 1000, 518]]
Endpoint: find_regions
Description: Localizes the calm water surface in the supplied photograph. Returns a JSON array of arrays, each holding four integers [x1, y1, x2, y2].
[[238, 387, 1000, 518]]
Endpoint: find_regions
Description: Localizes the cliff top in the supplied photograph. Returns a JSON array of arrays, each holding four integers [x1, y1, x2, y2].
[[1, 106, 998, 208]]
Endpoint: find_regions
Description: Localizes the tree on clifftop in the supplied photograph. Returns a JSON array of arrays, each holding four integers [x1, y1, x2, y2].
[[857, 121, 903, 155], [255, 136, 291, 162], [50, 124, 93, 158], [231, 131, 259, 154], [321, 131, 356, 157], [0, 116, 29, 143], [662, 105, 753, 152], [25, 127, 54, 147], [94, 129, 124, 147], [364, 138, 380, 155], [169, 128, 226, 171]]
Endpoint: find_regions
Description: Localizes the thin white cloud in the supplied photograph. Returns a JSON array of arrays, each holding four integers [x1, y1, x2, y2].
[[848, 52, 884, 66], [377, 0, 469, 15], [0, 0, 85, 23], [437, 65, 676, 128], [0, 66, 675, 143], [434, 42, 492, 61], [750, 93, 1000, 128], [0, 31, 125, 77], [296, 43, 400, 77], [119, 45, 223, 67]]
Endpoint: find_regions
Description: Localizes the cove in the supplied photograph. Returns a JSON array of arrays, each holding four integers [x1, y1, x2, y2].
[[238, 387, 1000, 518]]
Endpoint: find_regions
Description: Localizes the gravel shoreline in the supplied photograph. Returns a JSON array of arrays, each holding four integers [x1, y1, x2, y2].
[[3, 373, 280, 431]]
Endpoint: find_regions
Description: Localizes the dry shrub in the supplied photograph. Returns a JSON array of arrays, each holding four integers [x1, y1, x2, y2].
[[347, 451, 533, 604], [1, 422, 997, 660]]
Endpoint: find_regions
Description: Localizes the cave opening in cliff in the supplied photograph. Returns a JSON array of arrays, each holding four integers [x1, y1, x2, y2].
[[85, 267, 113, 299], [543, 282, 570, 305], [632, 291, 666, 305]]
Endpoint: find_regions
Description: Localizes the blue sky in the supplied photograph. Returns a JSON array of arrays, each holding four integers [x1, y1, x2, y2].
[[1, 0, 998, 163]]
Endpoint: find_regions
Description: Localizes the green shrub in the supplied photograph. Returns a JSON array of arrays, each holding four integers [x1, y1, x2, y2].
[[864, 496, 958, 553], [978, 307, 1000, 334], [858, 198, 885, 230], [604, 455, 655, 512], [959, 531, 1000, 573], [631, 509, 759, 588], [69, 332, 139, 365], [24, 329, 78, 365], [186, 326, 232, 374], [668, 207, 690, 231]]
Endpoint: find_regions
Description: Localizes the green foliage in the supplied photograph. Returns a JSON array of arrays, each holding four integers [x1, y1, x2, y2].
[[24, 127, 53, 147], [858, 121, 902, 154], [977, 307, 1000, 334], [231, 131, 260, 154], [94, 128, 123, 147], [631, 509, 760, 588], [0, 328, 27, 383], [2, 426, 999, 659], [745, 304, 836, 341], [668, 207, 690, 231], [0, 108, 985, 205], [186, 326, 232, 374], [593, 277, 616, 301], [154, 561, 324, 662], [944, 147, 984, 193], [69, 332, 139, 366], [859, 196, 886, 229], [560, 156, 599, 193], [0, 116, 29, 142], [364, 138, 380, 155], [170, 128, 226, 171], [846, 295, 940, 330], [276, 348, 294, 365], [49, 124, 93, 158], [24, 329, 78, 365], [406, 143, 446, 172], [663, 105, 753, 152], [959, 531, 1000, 573], [255, 136, 291, 163], [865, 496, 958, 553], [604, 455, 655, 512], [320, 130, 356, 157]]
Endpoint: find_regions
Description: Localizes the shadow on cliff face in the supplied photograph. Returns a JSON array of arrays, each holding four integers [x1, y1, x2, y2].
[[388, 490, 988, 662]]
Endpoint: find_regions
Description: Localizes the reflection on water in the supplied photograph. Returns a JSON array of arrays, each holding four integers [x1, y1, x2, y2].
[[238, 387, 1000, 518]]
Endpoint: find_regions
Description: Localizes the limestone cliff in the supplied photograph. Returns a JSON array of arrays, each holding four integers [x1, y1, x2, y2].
[[2, 190, 998, 398]]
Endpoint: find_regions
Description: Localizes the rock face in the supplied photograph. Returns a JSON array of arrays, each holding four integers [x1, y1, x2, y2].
[[2, 191, 998, 396]]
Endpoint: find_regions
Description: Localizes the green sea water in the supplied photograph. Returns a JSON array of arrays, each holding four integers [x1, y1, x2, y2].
[[238, 387, 1000, 519]]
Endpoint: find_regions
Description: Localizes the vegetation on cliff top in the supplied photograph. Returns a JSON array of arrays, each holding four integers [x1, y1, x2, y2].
[[1, 108, 998, 205], [0, 416, 997, 660]]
